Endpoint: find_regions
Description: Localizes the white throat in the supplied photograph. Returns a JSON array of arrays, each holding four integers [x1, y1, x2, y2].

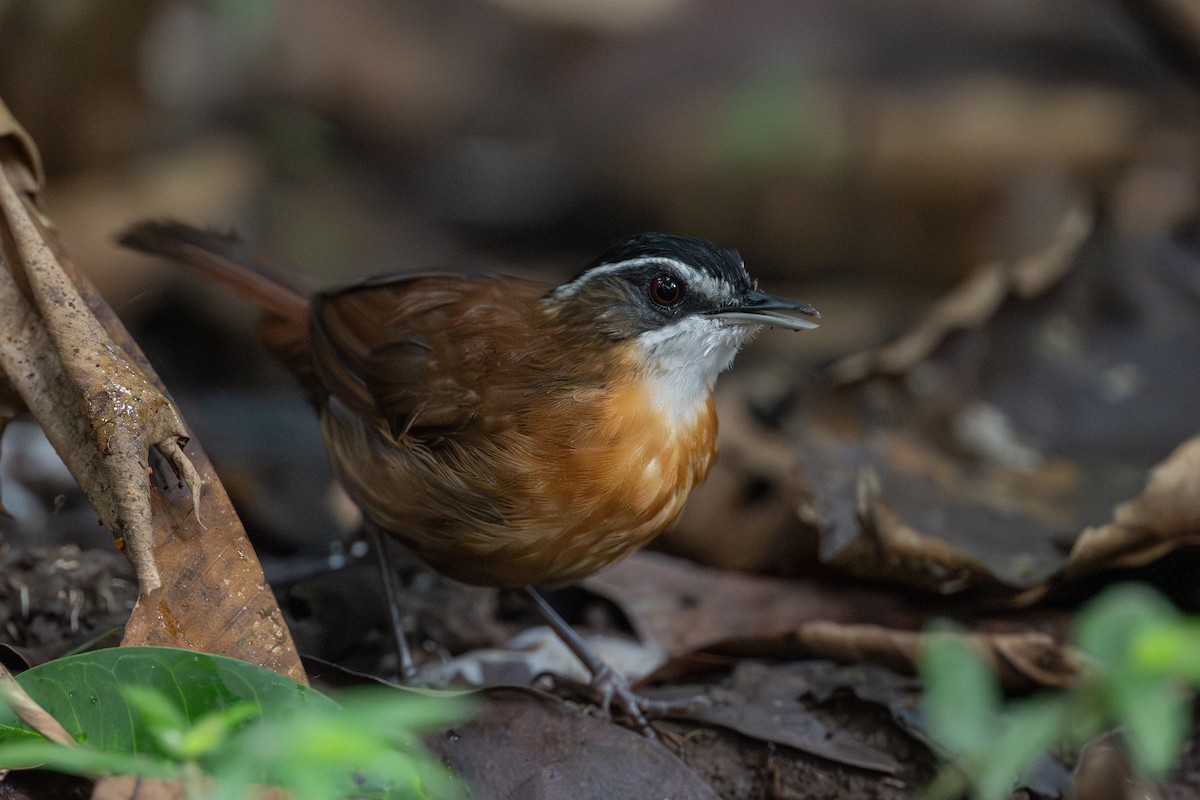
[[629, 316, 757, 426]]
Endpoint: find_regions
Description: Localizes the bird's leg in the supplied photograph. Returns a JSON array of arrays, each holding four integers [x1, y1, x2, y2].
[[523, 585, 664, 738], [370, 527, 418, 681]]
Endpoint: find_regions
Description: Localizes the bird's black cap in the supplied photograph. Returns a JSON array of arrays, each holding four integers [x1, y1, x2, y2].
[[578, 233, 752, 295]]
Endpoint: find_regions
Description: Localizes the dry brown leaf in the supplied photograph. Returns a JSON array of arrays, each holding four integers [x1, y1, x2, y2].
[[120, 442, 302, 683], [1072, 731, 1165, 800], [584, 550, 921, 656], [830, 204, 1093, 383], [0, 96, 196, 593], [90, 777, 290, 800], [796, 426, 1071, 594], [799, 201, 1200, 605], [844, 470, 1008, 594], [1061, 435, 1200, 579], [1009, 435, 1200, 606], [705, 622, 1083, 692], [0, 97, 303, 683], [0, 662, 75, 747], [90, 777, 187, 800]]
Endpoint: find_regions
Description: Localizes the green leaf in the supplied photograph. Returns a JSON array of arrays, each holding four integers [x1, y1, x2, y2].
[[0, 739, 180, 780], [919, 628, 1001, 758], [0, 647, 468, 799], [973, 696, 1065, 800], [0, 646, 336, 763], [1073, 585, 1190, 776], [177, 702, 260, 760], [1074, 584, 1180, 668], [1132, 619, 1200, 683], [119, 684, 188, 734], [1108, 675, 1187, 777], [210, 688, 469, 800]]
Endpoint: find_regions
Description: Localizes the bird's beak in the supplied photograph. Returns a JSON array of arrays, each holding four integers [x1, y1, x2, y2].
[[711, 290, 820, 330]]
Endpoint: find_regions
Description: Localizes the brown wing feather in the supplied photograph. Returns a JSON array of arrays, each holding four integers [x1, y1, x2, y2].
[[311, 273, 555, 439]]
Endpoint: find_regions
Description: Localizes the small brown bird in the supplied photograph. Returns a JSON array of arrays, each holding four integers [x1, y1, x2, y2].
[[121, 223, 819, 732]]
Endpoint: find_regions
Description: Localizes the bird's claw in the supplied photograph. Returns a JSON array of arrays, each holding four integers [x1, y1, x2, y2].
[[588, 661, 657, 738], [536, 665, 707, 740]]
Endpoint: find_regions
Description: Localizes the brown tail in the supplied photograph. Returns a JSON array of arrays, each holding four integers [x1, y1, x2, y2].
[[119, 221, 309, 321], [119, 220, 316, 391]]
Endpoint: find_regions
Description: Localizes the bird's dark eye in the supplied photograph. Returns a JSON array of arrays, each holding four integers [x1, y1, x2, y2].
[[649, 274, 683, 306]]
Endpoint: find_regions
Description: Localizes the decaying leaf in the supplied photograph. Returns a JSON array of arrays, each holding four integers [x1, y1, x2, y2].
[[0, 97, 303, 683], [792, 196, 1200, 605], [0, 96, 194, 594], [585, 550, 921, 656], [792, 422, 1076, 595], [429, 687, 720, 799], [1072, 731, 1165, 800], [843, 454, 1070, 592], [648, 661, 902, 773]]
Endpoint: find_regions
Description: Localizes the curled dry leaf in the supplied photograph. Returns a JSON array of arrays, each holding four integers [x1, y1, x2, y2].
[[0, 662, 74, 747], [830, 204, 1093, 383], [0, 97, 195, 593], [705, 621, 1083, 692], [796, 203, 1200, 602], [0, 97, 303, 683], [1060, 435, 1200, 581], [796, 425, 1072, 594]]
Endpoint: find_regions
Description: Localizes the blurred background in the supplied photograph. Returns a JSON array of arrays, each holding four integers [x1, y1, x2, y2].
[[0, 0, 1198, 651], [3, 1, 1196, 310]]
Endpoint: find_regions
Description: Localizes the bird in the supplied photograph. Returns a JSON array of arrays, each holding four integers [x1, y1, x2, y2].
[[120, 222, 820, 734]]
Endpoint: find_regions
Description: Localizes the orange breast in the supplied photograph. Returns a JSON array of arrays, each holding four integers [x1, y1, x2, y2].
[[321, 361, 720, 588], [512, 379, 719, 585]]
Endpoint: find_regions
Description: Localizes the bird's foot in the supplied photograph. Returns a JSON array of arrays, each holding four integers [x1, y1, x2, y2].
[[587, 661, 656, 737], [538, 665, 704, 740], [523, 585, 707, 739]]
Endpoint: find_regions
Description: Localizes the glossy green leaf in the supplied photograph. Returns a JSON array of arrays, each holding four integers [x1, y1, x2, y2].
[[0, 647, 469, 799], [0, 646, 336, 762]]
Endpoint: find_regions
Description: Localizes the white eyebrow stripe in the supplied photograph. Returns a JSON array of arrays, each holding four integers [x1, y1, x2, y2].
[[551, 256, 728, 301]]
